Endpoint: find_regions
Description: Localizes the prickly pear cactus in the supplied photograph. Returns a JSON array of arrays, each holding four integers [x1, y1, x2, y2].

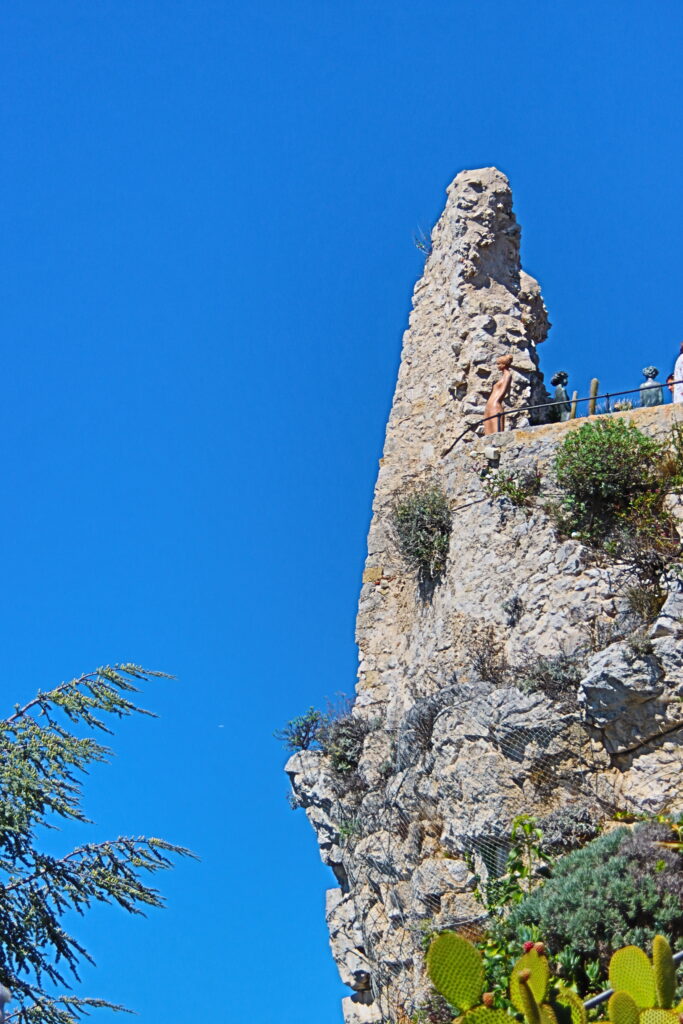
[[608, 992, 641, 1024], [426, 930, 681, 1024], [608, 935, 683, 1024], [508, 945, 588, 1024], [652, 935, 676, 1010], [514, 971, 543, 1024], [553, 985, 587, 1024], [462, 1007, 511, 1024], [609, 946, 656, 1009], [639, 1011, 681, 1024], [540, 1005, 559, 1024], [510, 949, 550, 1011], [426, 931, 485, 1011]]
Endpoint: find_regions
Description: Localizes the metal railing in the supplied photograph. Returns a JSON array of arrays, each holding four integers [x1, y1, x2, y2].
[[441, 379, 683, 458]]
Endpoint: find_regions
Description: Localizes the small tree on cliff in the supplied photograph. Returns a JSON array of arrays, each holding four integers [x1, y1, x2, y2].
[[0, 664, 192, 1024]]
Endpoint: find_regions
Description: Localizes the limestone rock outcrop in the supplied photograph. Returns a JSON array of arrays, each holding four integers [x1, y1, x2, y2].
[[285, 168, 683, 1024]]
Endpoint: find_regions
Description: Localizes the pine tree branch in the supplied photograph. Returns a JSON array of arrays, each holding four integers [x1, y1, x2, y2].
[[0, 664, 190, 1024], [5, 674, 99, 725], [5, 994, 131, 1024], [1, 837, 188, 895], [5, 665, 167, 729]]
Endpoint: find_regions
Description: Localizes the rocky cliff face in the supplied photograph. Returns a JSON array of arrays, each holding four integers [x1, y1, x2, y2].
[[285, 169, 683, 1024]]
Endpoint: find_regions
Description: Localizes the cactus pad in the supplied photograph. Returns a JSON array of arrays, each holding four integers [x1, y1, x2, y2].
[[553, 985, 587, 1024], [463, 1008, 511, 1024], [510, 950, 550, 1013], [514, 974, 542, 1024], [609, 946, 656, 1008], [608, 992, 640, 1024], [426, 931, 485, 1010], [541, 1004, 559, 1024], [652, 935, 676, 1009], [640, 1011, 681, 1024]]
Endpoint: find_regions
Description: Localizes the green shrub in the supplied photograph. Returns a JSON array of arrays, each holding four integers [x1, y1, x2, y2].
[[662, 423, 683, 488], [505, 823, 683, 975], [553, 419, 663, 543], [553, 421, 682, 616], [604, 489, 680, 577], [484, 468, 542, 508], [274, 706, 327, 751], [320, 712, 371, 774], [468, 625, 510, 686], [276, 699, 372, 775], [392, 484, 452, 582], [338, 814, 362, 845]]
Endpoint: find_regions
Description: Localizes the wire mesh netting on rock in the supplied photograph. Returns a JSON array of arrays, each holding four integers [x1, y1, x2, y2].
[[291, 674, 683, 1024]]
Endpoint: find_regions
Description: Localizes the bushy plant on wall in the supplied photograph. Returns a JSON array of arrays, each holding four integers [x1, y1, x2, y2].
[[392, 483, 452, 584], [552, 419, 682, 616], [553, 419, 663, 543], [275, 697, 373, 775]]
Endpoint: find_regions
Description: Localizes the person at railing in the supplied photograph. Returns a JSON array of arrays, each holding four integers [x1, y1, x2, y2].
[[483, 353, 513, 434], [674, 343, 683, 404]]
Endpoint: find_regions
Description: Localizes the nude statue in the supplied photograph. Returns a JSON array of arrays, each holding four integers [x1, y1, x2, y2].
[[483, 354, 513, 434]]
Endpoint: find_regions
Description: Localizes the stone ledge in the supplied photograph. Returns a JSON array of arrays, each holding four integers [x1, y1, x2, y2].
[[482, 401, 683, 452]]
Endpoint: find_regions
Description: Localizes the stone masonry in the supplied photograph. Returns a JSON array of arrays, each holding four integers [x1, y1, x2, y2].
[[285, 169, 683, 1024]]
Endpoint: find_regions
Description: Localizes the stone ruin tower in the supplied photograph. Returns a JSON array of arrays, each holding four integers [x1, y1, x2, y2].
[[286, 169, 683, 1024]]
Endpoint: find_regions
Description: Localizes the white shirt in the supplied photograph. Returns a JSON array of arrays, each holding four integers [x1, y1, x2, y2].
[[674, 353, 683, 404]]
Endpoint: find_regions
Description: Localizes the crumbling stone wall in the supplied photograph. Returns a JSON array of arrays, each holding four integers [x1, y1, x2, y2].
[[285, 168, 683, 1024]]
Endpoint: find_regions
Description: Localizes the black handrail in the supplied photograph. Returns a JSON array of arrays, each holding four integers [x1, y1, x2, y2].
[[441, 379, 683, 458]]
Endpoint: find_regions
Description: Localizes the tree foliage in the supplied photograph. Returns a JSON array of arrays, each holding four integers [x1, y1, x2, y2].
[[0, 665, 192, 1024], [273, 706, 327, 751]]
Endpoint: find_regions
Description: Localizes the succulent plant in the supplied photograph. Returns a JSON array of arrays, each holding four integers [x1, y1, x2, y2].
[[609, 946, 656, 1009], [608, 992, 641, 1024], [462, 1007, 511, 1024], [553, 986, 588, 1024], [509, 949, 549, 1011], [425, 930, 681, 1024], [426, 932, 585, 1024], [652, 935, 677, 1011], [607, 935, 682, 1024], [426, 931, 485, 1011]]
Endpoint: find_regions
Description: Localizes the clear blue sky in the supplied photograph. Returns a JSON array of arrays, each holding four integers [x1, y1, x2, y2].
[[1, 2, 682, 1021]]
